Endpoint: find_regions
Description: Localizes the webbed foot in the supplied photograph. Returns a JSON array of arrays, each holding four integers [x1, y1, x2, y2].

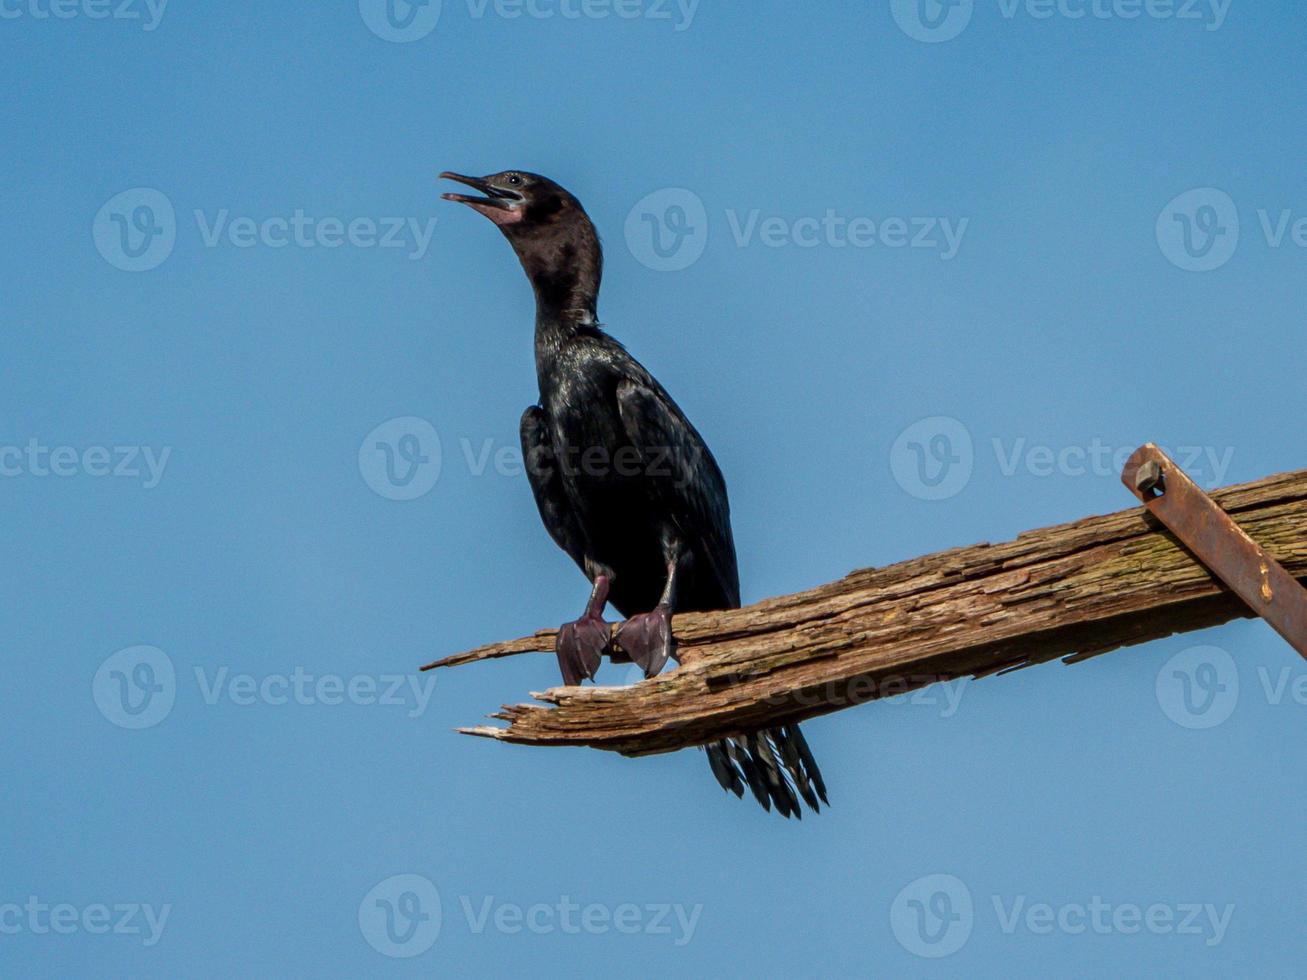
[[555, 614, 609, 685], [613, 604, 674, 678]]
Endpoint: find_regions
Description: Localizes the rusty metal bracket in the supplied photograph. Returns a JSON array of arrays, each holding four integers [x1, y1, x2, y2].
[[1122, 442, 1307, 660]]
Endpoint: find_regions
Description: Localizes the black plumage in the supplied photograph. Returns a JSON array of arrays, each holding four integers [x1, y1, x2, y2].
[[441, 169, 827, 816]]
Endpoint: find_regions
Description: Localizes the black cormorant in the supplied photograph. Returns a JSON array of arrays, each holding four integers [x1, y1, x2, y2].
[[440, 170, 827, 817]]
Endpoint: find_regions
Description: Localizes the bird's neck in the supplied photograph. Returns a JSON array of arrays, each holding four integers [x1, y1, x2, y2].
[[517, 234, 601, 325], [521, 227, 605, 384], [533, 283, 598, 329], [507, 216, 603, 351], [534, 304, 602, 384]]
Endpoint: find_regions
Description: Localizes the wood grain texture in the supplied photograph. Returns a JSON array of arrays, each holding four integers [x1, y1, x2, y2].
[[423, 469, 1307, 756]]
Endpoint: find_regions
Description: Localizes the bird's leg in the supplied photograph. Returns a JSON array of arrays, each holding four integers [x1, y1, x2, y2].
[[613, 559, 679, 679], [555, 574, 612, 685]]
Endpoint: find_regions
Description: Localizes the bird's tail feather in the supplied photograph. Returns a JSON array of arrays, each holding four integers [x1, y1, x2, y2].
[[704, 724, 828, 818]]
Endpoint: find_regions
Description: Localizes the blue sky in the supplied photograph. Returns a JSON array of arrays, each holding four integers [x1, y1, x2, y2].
[[4, 1, 1306, 975]]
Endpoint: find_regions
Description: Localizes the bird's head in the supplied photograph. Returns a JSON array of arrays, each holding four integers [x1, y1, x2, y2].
[[439, 170, 571, 227], [440, 169, 602, 321]]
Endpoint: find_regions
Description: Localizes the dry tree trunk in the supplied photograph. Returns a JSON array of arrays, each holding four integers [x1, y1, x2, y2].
[[423, 469, 1307, 757]]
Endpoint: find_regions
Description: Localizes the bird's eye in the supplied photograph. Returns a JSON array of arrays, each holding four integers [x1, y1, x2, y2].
[[507, 173, 522, 185]]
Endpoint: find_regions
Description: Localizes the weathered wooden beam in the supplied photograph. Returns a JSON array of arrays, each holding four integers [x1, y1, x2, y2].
[[423, 468, 1307, 757]]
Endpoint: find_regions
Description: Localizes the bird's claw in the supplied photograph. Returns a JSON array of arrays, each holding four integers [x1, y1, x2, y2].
[[555, 614, 610, 685], [613, 605, 675, 678]]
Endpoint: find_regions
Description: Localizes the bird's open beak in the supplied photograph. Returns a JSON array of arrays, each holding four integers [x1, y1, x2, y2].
[[439, 172, 524, 225]]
